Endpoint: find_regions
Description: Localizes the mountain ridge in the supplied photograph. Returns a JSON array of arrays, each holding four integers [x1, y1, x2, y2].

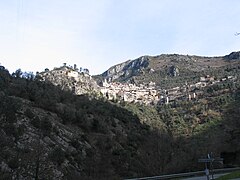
[[96, 51, 240, 88]]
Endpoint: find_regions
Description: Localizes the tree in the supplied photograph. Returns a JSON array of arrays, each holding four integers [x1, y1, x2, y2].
[[12, 69, 23, 78], [0, 66, 11, 90], [22, 71, 35, 80]]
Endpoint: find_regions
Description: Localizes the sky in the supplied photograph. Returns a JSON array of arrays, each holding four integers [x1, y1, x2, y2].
[[0, 0, 240, 75]]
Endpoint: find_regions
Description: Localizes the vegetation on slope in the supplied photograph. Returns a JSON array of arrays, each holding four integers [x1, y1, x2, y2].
[[123, 78, 240, 172], [0, 66, 169, 179], [0, 63, 240, 179]]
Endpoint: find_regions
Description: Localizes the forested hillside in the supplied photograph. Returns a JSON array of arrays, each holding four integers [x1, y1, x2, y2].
[[0, 64, 240, 179]]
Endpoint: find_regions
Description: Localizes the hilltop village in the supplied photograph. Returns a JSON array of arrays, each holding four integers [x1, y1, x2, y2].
[[37, 63, 237, 106], [37, 64, 99, 95], [100, 75, 237, 105]]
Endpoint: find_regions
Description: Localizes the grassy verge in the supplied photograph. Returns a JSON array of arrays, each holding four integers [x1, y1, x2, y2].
[[215, 171, 240, 180]]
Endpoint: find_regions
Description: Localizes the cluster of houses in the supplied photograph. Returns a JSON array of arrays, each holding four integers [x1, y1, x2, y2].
[[40, 63, 91, 80], [99, 75, 237, 105], [42, 63, 90, 77], [100, 80, 159, 105], [99, 80, 192, 105]]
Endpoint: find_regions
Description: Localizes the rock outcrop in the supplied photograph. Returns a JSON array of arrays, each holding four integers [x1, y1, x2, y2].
[[168, 65, 179, 77], [101, 56, 149, 82], [37, 65, 100, 95]]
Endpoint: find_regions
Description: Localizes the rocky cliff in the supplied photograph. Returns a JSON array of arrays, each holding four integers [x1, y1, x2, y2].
[[101, 56, 149, 82]]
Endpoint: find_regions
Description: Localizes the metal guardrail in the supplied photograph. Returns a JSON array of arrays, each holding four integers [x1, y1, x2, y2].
[[125, 167, 240, 180]]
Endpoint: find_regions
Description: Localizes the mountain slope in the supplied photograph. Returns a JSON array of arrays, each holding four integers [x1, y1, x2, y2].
[[0, 66, 170, 179], [0, 53, 240, 179], [97, 51, 240, 88]]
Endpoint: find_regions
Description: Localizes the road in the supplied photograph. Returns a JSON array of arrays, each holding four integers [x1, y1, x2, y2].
[[125, 167, 240, 180], [183, 173, 239, 180]]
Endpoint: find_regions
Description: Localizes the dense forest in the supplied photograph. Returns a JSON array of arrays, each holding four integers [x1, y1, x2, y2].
[[0, 64, 240, 179]]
